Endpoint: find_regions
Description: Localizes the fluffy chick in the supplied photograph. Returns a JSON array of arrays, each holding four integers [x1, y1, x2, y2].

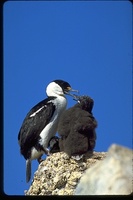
[[58, 95, 97, 158]]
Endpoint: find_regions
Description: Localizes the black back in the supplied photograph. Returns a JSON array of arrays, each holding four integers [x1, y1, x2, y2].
[[18, 96, 56, 159]]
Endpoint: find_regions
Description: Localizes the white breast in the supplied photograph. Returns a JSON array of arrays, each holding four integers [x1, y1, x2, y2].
[[39, 96, 67, 148]]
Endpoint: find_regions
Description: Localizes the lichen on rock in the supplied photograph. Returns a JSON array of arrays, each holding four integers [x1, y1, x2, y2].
[[25, 151, 106, 195]]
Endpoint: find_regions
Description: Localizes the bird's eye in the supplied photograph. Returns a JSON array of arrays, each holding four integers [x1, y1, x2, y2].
[[66, 86, 71, 91]]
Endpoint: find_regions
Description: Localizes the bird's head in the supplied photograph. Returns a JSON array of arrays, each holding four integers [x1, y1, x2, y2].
[[46, 79, 79, 98], [73, 95, 94, 113]]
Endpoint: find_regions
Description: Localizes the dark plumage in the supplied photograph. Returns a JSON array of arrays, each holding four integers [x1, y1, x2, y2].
[[18, 97, 56, 160], [18, 79, 78, 182], [58, 95, 97, 158], [48, 136, 60, 153]]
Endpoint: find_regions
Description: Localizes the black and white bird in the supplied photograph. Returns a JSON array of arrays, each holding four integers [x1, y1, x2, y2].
[[58, 95, 97, 160], [18, 79, 78, 182]]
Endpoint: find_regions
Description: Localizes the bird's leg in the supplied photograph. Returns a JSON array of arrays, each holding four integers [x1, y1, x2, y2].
[[37, 156, 44, 164], [37, 148, 51, 164], [44, 148, 51, 156], [37, 153, 44, 163]]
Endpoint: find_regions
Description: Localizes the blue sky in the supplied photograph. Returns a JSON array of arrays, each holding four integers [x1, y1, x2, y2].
[[4, 1, 132, 195]]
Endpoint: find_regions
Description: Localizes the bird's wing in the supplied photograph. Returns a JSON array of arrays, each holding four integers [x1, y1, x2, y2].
[[18, 97, 56, 157]]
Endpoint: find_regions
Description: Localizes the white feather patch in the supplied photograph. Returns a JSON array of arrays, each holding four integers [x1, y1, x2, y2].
[[30, 106, 45, 117], [39, 96, 67, 148]]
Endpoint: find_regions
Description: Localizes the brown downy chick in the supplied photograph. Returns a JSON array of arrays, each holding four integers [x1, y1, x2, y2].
[[58, 95, 97, 159]]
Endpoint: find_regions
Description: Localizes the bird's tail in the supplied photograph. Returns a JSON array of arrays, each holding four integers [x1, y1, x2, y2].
[[26, 159, 31, 183]]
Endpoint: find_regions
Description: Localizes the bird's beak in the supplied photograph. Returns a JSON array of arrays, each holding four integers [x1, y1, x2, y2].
[[72, 94, 80, 102], [65, 87, 79, 98]]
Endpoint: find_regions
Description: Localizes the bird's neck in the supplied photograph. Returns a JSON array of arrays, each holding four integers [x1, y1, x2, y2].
[[54, 95, 67, 113]]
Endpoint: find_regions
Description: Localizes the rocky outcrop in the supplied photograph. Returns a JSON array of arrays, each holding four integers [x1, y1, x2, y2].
[[25, 144, 132, 195], [75, 144, 133, 195], [25, 151, 106, 195]]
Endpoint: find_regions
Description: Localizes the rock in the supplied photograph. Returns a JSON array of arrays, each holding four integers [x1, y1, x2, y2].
[[25, 144, 132, 195], [25, 151, 106, 195], [75, 144, 133, 195]]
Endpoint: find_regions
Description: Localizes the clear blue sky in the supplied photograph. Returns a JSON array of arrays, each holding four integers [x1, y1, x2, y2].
[[4, 1, 132, 195]]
